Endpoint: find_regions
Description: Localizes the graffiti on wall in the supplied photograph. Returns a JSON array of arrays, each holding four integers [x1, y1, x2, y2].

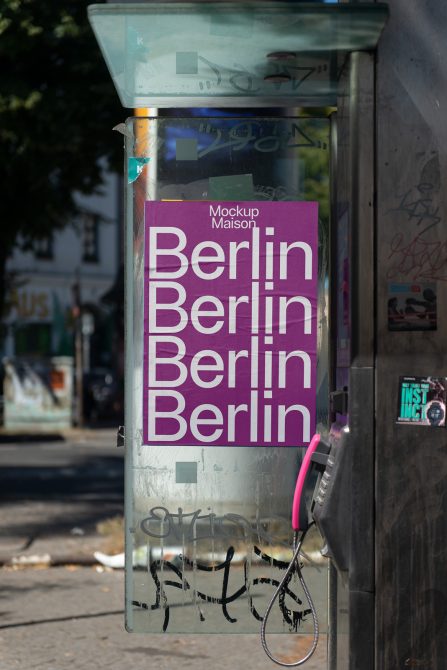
[[133, 506, 316, 632], [387, 155, 447, 281]]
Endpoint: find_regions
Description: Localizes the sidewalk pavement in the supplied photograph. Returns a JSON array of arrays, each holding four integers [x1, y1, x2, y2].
[[0, 565, 327, 670], [0, 428, 327, 669], [0, 427, 123, 568]]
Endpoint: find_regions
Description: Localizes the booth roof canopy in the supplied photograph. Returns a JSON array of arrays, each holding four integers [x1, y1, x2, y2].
[[88, 2, 389, 108]]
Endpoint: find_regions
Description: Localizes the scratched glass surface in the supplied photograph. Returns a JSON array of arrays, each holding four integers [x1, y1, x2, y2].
[[89, 3, 388, 107], [124, 116, 331, 639]]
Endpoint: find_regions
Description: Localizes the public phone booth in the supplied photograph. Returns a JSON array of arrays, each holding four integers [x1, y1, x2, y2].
[[89, 3, 447, 669]]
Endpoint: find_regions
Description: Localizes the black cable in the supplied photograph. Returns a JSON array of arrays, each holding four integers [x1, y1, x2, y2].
[[260, 528, 319, 667]]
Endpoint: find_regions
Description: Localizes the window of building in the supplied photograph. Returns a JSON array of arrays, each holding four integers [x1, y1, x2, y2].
[[15, 323, 52, 356], [82, 213, 100, 263], [34, 237, 53, 260]]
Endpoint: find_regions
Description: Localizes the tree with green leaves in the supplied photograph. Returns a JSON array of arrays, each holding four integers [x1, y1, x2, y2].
[[0, 0, 123, 322]]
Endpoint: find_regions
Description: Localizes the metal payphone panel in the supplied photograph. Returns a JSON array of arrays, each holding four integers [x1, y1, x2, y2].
[[124, 115, 331, 638], [312, 427, 350, 576]]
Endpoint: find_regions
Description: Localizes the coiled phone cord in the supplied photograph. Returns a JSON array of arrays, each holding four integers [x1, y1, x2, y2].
[[260, 527, 319, 667]]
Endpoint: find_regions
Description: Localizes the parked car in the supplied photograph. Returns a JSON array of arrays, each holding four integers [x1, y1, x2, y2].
[[83, 367, 123, 424]]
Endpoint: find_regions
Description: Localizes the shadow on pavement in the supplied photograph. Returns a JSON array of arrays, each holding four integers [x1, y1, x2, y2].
[[0, 433, 65, 444], [0, 438, 124, 539]]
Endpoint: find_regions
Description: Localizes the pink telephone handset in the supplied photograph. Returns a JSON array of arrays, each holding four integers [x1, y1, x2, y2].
[[292, 433, 321, 532]]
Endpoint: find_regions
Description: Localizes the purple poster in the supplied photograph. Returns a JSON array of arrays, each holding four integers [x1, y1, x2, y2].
[[143, 201, 318, 447]]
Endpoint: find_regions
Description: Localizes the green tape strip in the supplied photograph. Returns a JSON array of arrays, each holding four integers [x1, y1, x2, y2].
[[128, 157, 150, 184]]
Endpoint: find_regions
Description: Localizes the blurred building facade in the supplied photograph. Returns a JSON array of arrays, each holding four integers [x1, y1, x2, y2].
[[2, 169, 121, 369], [0, 168, 123, 429]]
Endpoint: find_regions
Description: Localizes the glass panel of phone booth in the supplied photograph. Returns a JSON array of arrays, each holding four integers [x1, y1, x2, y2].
[[88, 3, 388, 108], [125, 116, 330, 640]]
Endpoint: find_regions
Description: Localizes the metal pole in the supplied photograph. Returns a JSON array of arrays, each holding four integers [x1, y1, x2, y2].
[[75, 318, 83, 427], [72, 278, 83, 427]]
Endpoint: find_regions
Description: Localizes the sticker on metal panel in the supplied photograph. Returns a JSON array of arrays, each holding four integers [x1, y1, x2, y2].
[[143, 200, 318, 447], [388, 282, 437, 331], [397, 376, 447, 427]]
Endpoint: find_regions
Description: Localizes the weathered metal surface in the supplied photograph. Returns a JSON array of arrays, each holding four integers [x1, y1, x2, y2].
[[346, 52, 376, 670], [329, 49, 376, 670], [376, 2, 447, 668]]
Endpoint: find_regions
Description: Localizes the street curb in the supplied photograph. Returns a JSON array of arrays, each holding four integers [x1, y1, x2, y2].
[[0, 552, 101, 568], [0, 535, 112, 568]]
